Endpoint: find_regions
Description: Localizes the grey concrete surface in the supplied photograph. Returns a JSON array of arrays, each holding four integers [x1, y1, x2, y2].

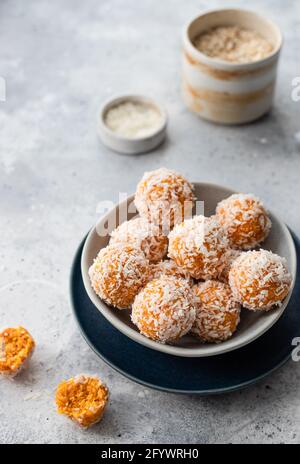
[[1, 0, 300, 444]]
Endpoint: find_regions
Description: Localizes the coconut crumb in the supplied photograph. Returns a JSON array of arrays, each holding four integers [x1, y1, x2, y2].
[[194, 25, 274, 63]]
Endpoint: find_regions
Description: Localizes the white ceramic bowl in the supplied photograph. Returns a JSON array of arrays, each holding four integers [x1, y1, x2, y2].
[[81, 183, 296, 357], [182, 8, 282, 124], [98, 95, 168, 155]]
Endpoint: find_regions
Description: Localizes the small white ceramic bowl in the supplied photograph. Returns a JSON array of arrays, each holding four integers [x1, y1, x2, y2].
[[81, 183, 296, 357], [182, 8, 283, 124], [98, 95, 168, 155]]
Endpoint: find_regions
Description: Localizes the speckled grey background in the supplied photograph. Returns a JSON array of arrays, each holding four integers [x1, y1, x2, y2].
[[1, 0, 300, 444]]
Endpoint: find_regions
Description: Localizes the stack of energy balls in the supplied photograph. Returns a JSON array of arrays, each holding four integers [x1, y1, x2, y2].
[[89, 168, 292, 345]]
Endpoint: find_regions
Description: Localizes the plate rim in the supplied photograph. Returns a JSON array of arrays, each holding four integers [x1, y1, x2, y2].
[[70, 234, 296, 395], [80, 181, 297, 357]]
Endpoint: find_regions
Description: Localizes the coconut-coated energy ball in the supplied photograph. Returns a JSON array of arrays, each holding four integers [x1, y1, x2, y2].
[[229, 249, 292, 311], [131, 276, 196, 343], [134, 167, 195, 231], [110, 217, 168, 263], [168, 215, 228, 280], [89, 244, 150, 309], [192, 280, 241, 343], [216, 193, 271, 250], [55, 375, 109, 428], [0, 326, 35, 377]]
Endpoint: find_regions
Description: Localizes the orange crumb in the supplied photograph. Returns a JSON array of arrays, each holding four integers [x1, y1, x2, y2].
[[55, 375, 109, 428], [0, 326, 35, 376]]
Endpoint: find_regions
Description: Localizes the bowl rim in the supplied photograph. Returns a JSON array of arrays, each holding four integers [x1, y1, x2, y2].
[[182, 7, 283, 70], [81, 182, 297, 357]]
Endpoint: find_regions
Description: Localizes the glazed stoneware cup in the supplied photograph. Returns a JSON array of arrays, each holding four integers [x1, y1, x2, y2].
[[182, 8, 283, 124]]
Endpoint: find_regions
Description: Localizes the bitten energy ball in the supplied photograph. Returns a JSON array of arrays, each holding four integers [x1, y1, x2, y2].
[[89, 244, 150, 309], [55, 375, 109, 428], [216, 193, 271, 250], [229, 249, 292, 311], [110, 217, 168, 263], [0, 326, 35, 377], [192, 280, 241, 343], [135, 167, 194, 230], [149, 259, 192, 282], [131, 276, 196, 343], [168, 215, 228, 280]]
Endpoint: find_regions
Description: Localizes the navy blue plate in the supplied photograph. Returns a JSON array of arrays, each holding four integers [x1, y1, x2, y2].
[[70, 232, 300, 395]]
